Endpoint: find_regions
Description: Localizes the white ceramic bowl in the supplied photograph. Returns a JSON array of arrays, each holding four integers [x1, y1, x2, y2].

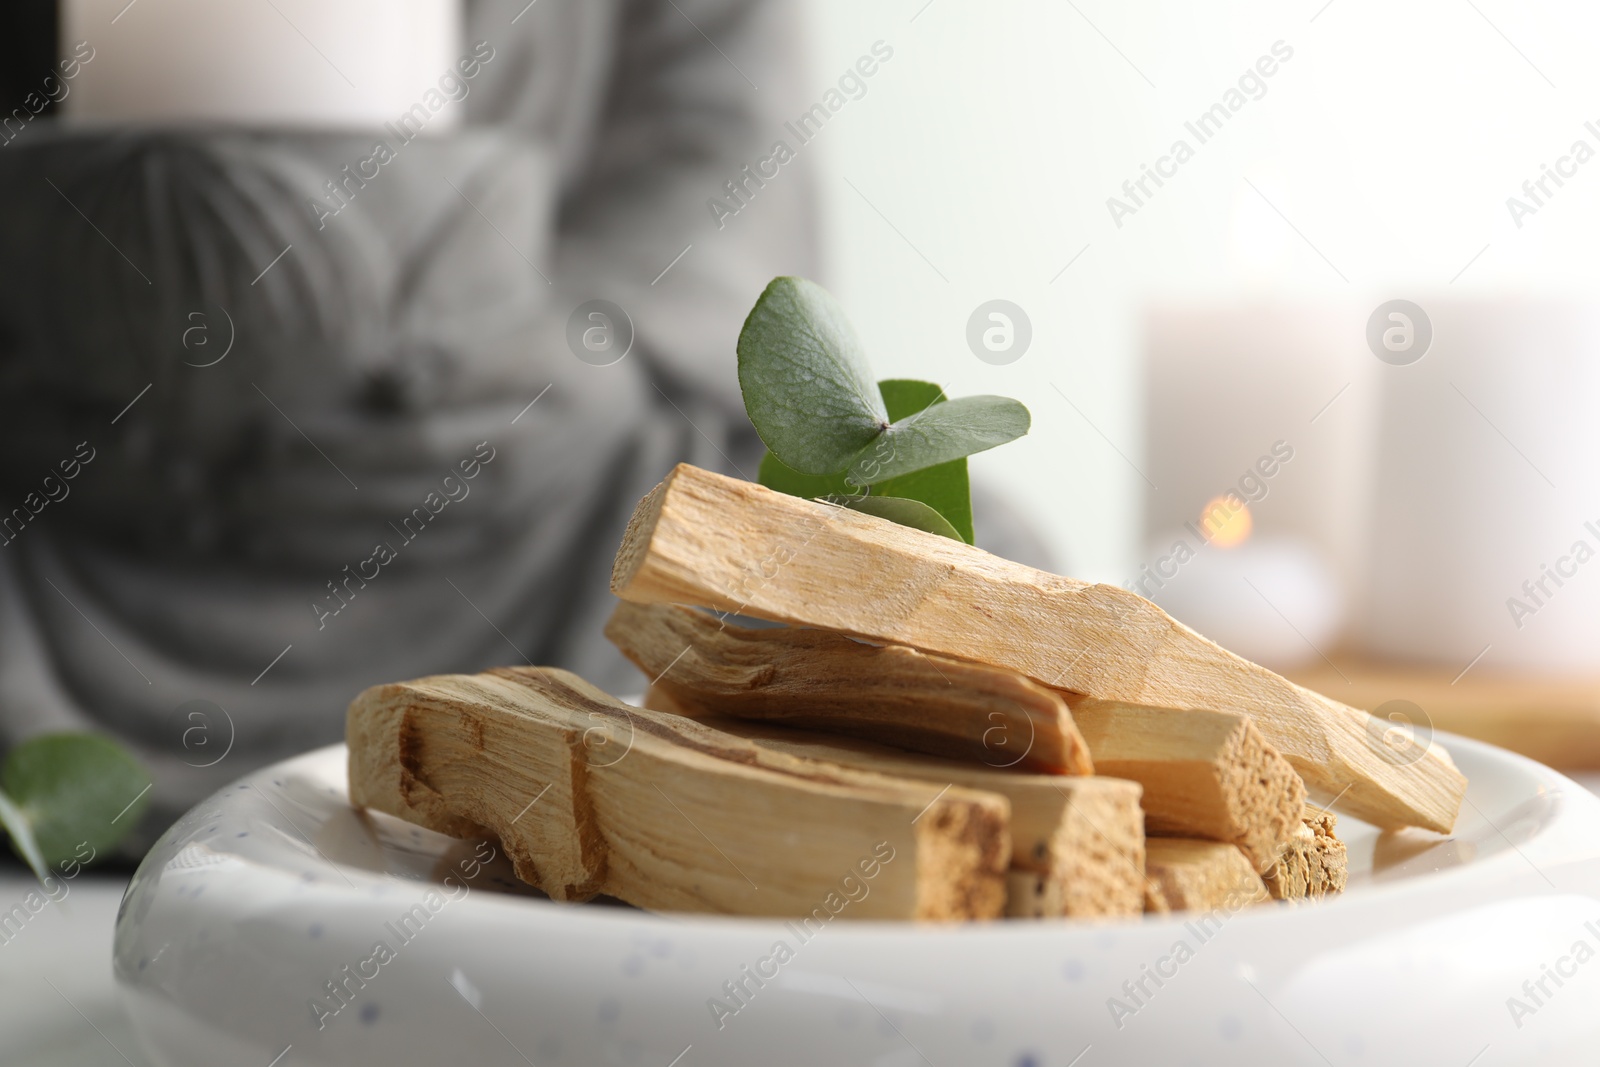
[[115, 734, 1600, 1066]]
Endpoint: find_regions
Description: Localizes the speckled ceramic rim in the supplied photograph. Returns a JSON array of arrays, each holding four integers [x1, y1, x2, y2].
[[112, 735, 1600, 1066]]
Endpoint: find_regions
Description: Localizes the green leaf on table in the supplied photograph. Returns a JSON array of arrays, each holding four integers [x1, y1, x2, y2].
[[1, 733, 151, 872], [869, 380, 975, 544], [0, 790, 48, 883], [737, 277, 889, 475], [842, 494, 963, 541], [845, 394, 1030, 487]]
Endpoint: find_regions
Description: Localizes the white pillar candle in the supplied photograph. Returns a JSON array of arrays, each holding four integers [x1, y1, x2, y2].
[[61, 0, 463, 130], [1362, 298, 1600, 673]]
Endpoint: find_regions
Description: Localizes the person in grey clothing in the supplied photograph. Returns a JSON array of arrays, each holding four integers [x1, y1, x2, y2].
[[0, 0, 1051, 847]]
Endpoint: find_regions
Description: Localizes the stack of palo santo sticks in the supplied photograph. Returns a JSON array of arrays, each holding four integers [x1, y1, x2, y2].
[[347, 465, 1467, 922]]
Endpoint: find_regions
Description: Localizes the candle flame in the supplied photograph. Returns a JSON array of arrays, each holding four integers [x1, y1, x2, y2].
[[1199, 495, 1252, 548]]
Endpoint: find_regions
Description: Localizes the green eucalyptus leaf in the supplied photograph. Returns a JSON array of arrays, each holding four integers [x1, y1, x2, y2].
[[738, 277, 889, 475], [757, 379, 978, 543], [846, 395, 1030, 487], [873, 465, 973, 544], [841, 494, 963, 540], [758, 450, 853, 499], [877, 379, 947, 421], [871, 380, 975, 544], [1, 733, 151, 868]]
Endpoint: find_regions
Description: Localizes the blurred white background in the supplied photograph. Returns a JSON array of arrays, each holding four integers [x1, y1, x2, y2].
[[805, 0, 1600, 583]]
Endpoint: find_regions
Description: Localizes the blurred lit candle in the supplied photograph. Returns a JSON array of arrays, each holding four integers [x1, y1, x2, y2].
[[1139, 498, 1344, 671], [61, 0, 462, 129], [1142, 300, 1376, 611]]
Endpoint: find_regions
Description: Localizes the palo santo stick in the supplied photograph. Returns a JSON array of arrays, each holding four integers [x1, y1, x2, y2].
[[1066, 697, 1304, 874], [347, 667, 1009, 920], [607, 601, 1092, 774], [1263, 807, 1348, 902], [652, 696, 1144, 918], [610, 463, 1465, 833], [1143, 839, 1269, 914]]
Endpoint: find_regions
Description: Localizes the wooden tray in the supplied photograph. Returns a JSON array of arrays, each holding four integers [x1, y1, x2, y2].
[[1288, 658, 1600, 770]]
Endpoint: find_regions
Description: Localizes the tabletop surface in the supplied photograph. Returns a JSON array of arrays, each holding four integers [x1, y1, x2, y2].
[[0, 872, 150, 1067]]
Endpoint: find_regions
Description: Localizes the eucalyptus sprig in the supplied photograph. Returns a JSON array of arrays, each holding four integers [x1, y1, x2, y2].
[[0, 733, 151, 881], [738, 277, 1030, 541]]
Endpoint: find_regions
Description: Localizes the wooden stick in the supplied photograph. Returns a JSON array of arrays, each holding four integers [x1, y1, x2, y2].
[[1143, 839, 1268, 914], [1262, 807, 1348, 902], [649, 694, 1144, 919], [1065, 697, 1304, 874], [610, 463, 1465, 832], [347, 667, 1010, 920], [606, 601, 1092, 774]]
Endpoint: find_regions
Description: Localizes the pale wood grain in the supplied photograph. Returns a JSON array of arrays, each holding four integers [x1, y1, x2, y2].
[[645, 692, 1144, 919], [610, 463, 1465, 833], [1066, 697, 1304, 874], [347, 667, 1010, 920]]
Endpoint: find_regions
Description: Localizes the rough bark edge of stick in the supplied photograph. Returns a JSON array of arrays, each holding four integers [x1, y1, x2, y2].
[[348, 673, 610, 899], [1143, 839, 1269, 914], [612, 476, 669, 595], [1262, 807, 1348, 902], [606, 600, 1093, 775]]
